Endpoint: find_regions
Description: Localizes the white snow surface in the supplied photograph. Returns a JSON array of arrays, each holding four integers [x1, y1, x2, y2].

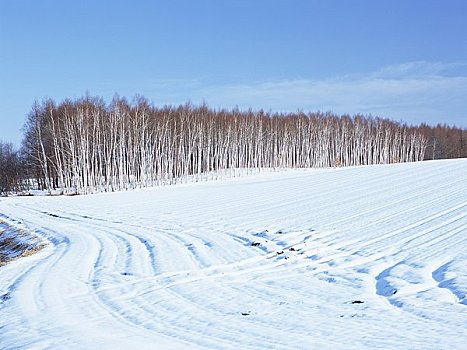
[[0, 159, 466, 349]]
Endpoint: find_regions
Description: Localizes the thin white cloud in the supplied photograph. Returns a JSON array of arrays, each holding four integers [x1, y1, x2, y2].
[[111, 61, 466, 127], [372, 61, 467, 79], [189, 61, 467, 126]]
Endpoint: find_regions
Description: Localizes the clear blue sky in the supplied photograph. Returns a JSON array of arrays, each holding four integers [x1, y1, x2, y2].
[[1, 0, 466, 146]]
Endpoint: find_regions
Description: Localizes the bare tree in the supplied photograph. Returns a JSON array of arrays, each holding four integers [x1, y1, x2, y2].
[[20, 96, 436, 195]]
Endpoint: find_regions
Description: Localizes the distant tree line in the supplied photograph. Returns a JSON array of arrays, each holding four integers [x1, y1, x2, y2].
[[0, 142, 26, 195], [0, 95, 465, 195], [418, 123, 467, 160]]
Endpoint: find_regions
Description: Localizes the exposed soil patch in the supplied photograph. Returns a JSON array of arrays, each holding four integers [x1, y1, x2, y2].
[[0, 219, 46, 267]]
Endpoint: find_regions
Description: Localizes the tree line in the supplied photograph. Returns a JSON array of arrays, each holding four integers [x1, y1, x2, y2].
[[1, 95, 465, 195], [0, 142, 26, 194]]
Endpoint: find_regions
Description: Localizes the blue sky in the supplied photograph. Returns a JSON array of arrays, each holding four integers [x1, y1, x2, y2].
[[1, 0, 466, 146]]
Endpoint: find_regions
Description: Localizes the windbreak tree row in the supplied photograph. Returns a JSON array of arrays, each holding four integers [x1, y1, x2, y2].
[[22, 95, 427, 195]]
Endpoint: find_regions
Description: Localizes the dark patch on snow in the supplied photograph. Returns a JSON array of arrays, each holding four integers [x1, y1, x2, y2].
[[1, 293, 11, 302], [351, 300, 364, 304], [232, 236, 268, 252], [186, 244, 195, 255]]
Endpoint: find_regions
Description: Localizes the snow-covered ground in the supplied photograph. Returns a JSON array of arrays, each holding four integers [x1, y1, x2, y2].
[[0, 159, 466, 349]]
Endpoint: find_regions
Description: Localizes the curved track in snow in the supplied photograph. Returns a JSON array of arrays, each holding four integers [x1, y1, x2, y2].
[[1, 159, 466, 349]]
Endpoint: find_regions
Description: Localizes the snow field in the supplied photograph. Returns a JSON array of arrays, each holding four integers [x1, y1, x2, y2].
[[0, 159, 466, 349]]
